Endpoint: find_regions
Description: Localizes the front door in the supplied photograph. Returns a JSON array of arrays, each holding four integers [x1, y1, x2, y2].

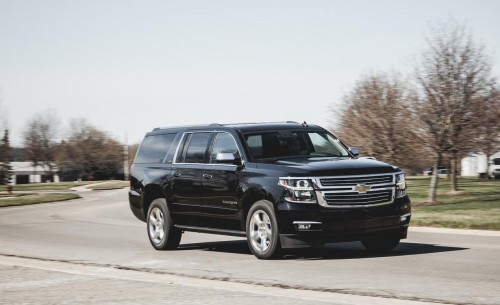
[[202, 132, 243, 230]]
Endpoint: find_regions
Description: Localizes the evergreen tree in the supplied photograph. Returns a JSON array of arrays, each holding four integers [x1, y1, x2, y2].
[[0, 129, 12, 185]]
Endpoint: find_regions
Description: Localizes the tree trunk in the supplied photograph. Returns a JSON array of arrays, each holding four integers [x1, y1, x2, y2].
[[485, 153, 490, 179], [428, 154, 441, 202], [450, 151, 458, 192]]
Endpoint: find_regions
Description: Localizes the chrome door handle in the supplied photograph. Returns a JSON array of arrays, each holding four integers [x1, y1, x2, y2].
[[202, 174, 213, 179], [173, 173, 182, 177]]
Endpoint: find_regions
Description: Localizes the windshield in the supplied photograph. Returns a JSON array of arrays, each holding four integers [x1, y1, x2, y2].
[[243, 130, 350, 160]]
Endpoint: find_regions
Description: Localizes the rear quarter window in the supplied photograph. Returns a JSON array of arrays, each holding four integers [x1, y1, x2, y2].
[[134, 133, 177, 164]]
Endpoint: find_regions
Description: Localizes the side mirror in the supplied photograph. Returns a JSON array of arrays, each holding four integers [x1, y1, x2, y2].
[[215, 152, 243, 167], [216, 152, 236, 162], [349, 147, 359, 157]]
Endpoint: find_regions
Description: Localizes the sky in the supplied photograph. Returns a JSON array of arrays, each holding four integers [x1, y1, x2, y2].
[[1, 0, 499, 146]]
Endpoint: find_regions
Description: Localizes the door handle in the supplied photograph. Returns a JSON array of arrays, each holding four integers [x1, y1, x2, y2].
[[202, 174, 213, 179], [173, 173, 182, 177]]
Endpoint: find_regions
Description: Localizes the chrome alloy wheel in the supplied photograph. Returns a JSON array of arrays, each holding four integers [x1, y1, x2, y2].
[[148, 207, 165, 245], [249, 210, 272, 252]]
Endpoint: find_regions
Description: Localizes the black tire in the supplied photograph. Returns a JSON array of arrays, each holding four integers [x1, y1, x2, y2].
[[246, 200, 283, 259], [361, 237, 400, 253], [147, 198, 182, 250]]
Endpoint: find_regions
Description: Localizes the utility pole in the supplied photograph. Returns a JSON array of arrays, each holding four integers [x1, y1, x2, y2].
[[123, 132, 129, 181]]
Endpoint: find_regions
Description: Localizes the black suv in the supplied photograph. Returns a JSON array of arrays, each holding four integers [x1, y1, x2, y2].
[[129, 122, 411, 259]]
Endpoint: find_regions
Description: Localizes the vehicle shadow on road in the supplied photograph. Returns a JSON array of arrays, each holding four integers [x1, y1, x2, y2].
[[285, 242, 468, 260], [177, 240, 467, 260]]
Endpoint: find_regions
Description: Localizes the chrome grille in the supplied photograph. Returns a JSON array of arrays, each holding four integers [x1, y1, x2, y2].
[[316, 173, 395, 208], [320, 174, 393, 187], [324, 189, 392, 206]]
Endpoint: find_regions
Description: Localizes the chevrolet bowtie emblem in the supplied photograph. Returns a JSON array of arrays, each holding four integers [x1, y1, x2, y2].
[[353, 184, 370, 193]]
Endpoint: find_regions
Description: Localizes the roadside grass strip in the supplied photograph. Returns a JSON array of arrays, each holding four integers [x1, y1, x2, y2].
[[407, 177, 500, 230], [0, 193, 80, 207], [0, 181, 96, 192], [87, 181, 129, 190]]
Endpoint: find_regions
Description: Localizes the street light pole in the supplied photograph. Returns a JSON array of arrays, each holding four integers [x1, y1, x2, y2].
[[123, 132, 129, 181]]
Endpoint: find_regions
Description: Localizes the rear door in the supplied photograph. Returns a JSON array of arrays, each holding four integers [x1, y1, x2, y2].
[[169, 132, 213, 225]]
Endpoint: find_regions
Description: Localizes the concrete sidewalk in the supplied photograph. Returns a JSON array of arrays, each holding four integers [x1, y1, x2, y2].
[[70, 182, 108, 192]]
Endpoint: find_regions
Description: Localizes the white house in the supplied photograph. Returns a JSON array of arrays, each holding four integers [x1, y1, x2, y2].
[[461, 152, 500, 176], [9, 162, 60, 185]]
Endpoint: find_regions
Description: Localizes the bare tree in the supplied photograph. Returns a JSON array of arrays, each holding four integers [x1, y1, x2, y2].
[[332, 73, 422, 172], [56, 118, 123, 180], [23, 120, 43, 176], [414, 21, 495, 201], [128, 144, 139, 170], [22, 111, 59, 181]]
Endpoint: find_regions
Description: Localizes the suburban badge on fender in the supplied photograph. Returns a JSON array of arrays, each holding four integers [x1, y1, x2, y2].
[[222, 200, 238, 206]]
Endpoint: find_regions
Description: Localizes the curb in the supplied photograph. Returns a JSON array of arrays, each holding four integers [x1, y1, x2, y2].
[[410, 226, 500, 237]]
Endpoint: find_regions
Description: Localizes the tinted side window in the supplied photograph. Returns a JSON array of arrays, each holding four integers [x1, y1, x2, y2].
[[135, 133, 177, 164], [246, 135, 263, 158], [184, 133, 212, 163]]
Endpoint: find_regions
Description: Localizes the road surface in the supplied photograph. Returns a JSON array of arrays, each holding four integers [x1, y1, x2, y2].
[[1, 188, 499, 305]]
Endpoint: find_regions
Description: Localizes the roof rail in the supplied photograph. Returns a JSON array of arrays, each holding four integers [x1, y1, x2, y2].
[[209, 121, 300, 126], [154, 121, 301, 131], [153, 124, 212, 131]]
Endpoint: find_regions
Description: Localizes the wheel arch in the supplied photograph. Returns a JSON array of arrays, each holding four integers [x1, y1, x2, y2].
[[143, 183, 165, 219], [241, 188, 277, 229]]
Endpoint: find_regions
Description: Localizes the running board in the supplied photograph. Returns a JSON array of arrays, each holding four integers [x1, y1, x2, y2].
[[174, 225, 246, 237]]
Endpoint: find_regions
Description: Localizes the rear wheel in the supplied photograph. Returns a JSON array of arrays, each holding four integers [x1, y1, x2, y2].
[[246, 200, 282, 259], [361, 237, 400, 253], [147, 198, 182, 250]]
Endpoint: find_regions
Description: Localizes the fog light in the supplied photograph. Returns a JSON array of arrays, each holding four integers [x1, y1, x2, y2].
[[298, 224, 311, 230], [293, 221, 322, 231], [400, 213, 411, 223]]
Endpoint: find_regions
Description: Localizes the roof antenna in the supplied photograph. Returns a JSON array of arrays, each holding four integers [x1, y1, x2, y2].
[[302, 121, 308, 127]]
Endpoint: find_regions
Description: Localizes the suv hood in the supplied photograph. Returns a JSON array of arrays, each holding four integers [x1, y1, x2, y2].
[[263, 157, 398, 176]]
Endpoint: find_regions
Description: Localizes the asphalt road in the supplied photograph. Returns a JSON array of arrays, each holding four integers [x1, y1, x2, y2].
[[1, 188, 499, 305]]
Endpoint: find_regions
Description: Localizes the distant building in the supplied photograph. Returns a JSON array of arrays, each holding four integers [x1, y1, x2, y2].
[[461, 152, 500, 177], [9, 162, 60, 185]]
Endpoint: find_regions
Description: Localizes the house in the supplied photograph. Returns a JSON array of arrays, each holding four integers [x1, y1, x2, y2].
[[9, 162, 60, 184], [461, 152, 500, 177]]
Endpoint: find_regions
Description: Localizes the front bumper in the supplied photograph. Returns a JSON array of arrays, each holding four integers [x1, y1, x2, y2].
[[276, 195, 411, 248]]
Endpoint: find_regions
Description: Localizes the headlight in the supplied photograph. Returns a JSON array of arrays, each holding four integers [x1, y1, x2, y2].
[[396, 173, 407, 198], [279, 178, 317, 203]]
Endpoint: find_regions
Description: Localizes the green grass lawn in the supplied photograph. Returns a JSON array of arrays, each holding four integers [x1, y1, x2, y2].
[[0, 193, 30, 198], [407, 177, 500, 230], [0, 181, 96, 191], [88, 181, 129, 190], [0, 193, 80, 207]]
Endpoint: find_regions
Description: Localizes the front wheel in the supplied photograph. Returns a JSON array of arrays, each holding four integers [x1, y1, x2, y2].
[[147, 198, 182, 250], [246, 200, 282, 259], [361, 237, 400, 253]]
